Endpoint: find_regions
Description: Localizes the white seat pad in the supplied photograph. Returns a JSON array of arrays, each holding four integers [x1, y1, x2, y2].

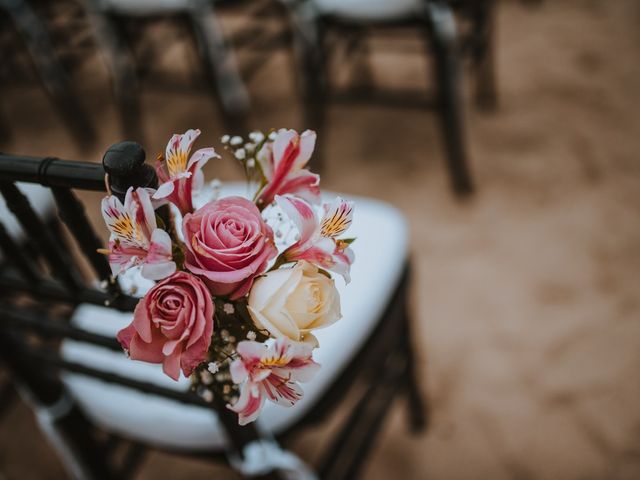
[[61, 184, 408, 451], [0, 182, 55, 239], [312, 0, 423, 22], [92, 0, 192, 15]]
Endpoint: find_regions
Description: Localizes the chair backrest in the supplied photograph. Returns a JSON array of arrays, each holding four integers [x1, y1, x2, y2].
[[0, 144, 265, 475]]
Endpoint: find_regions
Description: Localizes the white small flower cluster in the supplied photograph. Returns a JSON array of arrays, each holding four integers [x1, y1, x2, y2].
[[261, 203, 301, 250], [221, 130, 273, 172], [207, 362, 219, 374]]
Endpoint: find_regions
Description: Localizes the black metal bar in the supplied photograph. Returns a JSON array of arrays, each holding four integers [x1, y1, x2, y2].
[[288, 4, 327, 172], [400, 288, 429, 433], [0, 380, 15, 421], [319, 349, 408, 480], [0, 155, 105, 190], [30, 346, 212, 408], [0, 222, 41, 284], [471, 0, 497, 110], [51, 186, 121, 297], [186, 3, 249, 133], [0, 270, 138, 312], [426, 2, 474, 195], [0, 182, 84, 290], [1, 303, 122, 351], [117, 442, 148, 480]]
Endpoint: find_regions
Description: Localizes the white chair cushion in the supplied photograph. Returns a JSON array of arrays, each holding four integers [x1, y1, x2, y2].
[[312, 0, 423, 22], [0, 182, 55, 239], [61, 184, 408, 451], [92, 0, 195, 15]]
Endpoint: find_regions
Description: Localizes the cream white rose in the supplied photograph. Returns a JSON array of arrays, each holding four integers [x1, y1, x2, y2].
[[247, 261, 341, 344]]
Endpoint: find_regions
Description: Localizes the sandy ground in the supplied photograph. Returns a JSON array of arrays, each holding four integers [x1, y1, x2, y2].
[[1, 0, 640, 478]]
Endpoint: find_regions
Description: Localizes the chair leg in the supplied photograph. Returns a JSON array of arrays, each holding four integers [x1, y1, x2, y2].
[[319, 348, 408, 480], [188, 4, 250, 134], [288, 4, 327, 173], [117, 442, 148, 480], [472, 0, 498, 111], [0, 379, 16, 422], [426, 2, 474, 196], [0, 101, 10, 145], [402, 311, 429, 434], [87, 11, 145, 143], [5, 0, 97, 151]]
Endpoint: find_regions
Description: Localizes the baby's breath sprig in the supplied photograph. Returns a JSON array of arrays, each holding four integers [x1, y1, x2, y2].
[[221, 131, 266, 184]]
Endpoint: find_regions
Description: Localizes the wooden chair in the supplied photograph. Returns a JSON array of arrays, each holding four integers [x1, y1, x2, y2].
[[280, 0, 497, 196], [0, 144, 427, 479]]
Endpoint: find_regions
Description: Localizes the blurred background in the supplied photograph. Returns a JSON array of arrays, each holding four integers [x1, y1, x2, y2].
[[1, 0, 639, 478]]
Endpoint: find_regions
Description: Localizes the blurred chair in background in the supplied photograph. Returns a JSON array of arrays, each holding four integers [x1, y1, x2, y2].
[[0, 0, 97, 151], [82, 0, 251, 143], [281, 0, 497, 196]]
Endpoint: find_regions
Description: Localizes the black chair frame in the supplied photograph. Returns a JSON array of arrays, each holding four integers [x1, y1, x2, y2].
[[0, 146, 427, 479]]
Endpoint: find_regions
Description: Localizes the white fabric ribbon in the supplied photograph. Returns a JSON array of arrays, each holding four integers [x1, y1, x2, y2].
[[229, 439, 318, 480]]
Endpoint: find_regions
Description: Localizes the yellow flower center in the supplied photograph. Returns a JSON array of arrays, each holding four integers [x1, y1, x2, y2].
[[166, 151, 188, 176]]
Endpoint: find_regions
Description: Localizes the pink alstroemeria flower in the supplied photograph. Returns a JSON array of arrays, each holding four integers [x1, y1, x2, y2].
[[101, 187, 175, 280], [153, 129, 218, 215], [255, 129, 320, 208], [228, 338, 320, 425], [276, 195, 355, 283]]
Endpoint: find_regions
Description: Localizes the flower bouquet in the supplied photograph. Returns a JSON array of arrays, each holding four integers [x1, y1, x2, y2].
[[100, 128, 355, 425]]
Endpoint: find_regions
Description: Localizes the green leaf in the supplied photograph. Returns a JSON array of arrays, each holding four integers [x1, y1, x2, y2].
[[155, 214, 166, 230]]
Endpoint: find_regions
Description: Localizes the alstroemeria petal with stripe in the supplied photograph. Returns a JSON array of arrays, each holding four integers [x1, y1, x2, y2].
[[227, 338, 320, 425], [275, 194, 355, 283], [256, 129, 320, 207], [101, 187, 176, 280], [153, 129, 219, 215]]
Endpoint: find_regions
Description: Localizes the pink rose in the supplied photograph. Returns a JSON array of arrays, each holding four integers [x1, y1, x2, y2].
[[182, 196, 277, 299], [117, 271, 214, 380]]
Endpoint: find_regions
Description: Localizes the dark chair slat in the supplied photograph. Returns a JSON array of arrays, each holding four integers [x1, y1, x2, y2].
[[1, 303, 121, 351], [0, 269, 138, 311], [0, 222, 41, 284], [51, 186, 121, 297], [0, 380, 15, 421], [0, 182, 84, 291], [15, 340, 210, 408], [53, 357, 209, 408], [320, 349, 408, 480]]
